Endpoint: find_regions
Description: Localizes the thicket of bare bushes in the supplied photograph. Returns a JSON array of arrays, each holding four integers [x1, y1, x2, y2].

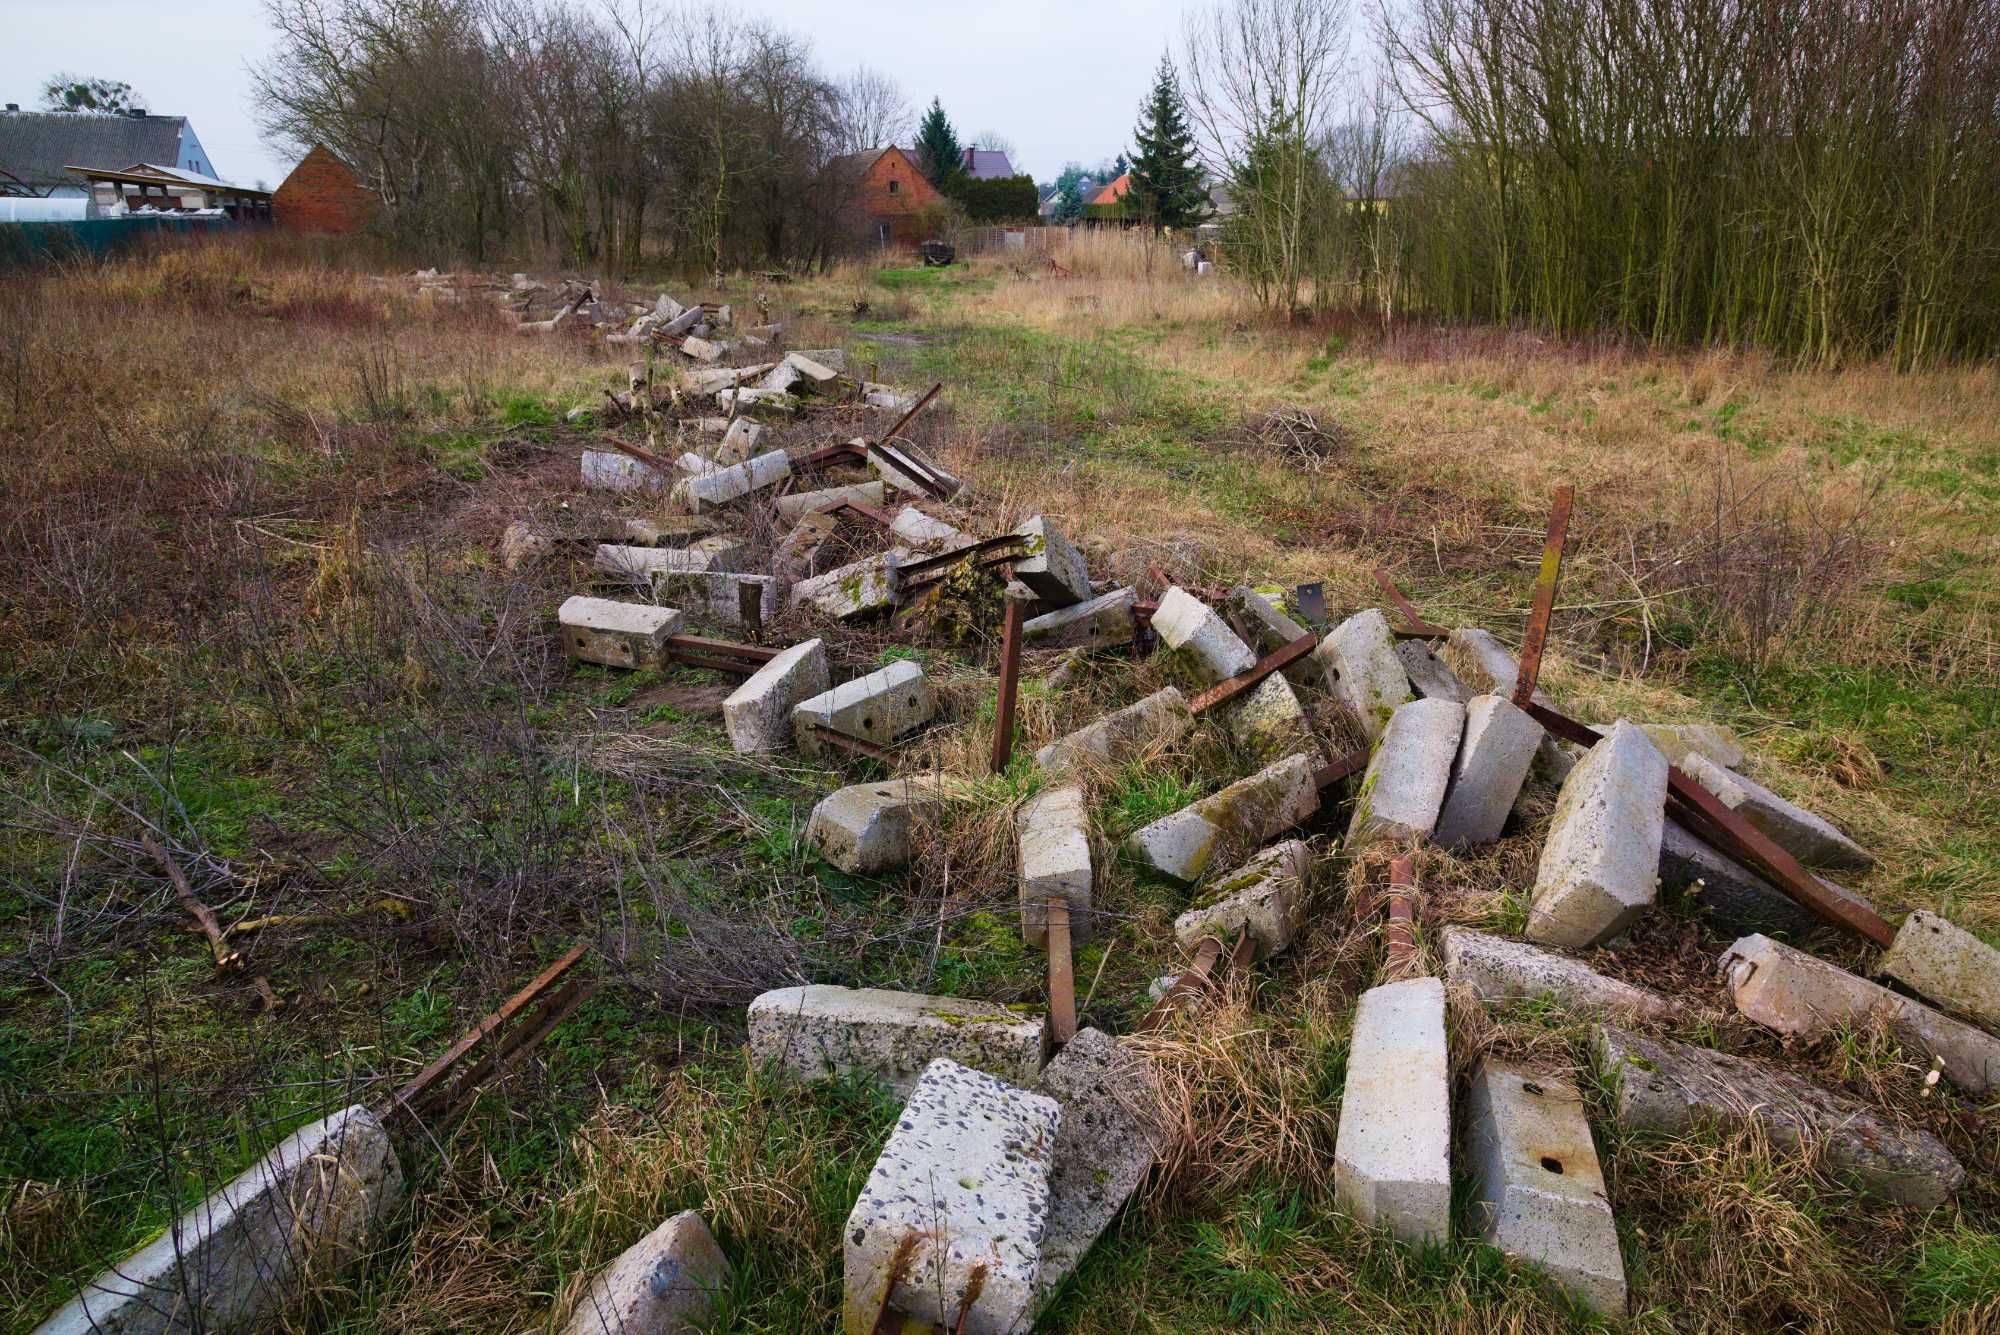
[[252, 0, 911, 269], [1189, 0, 2000, 365]]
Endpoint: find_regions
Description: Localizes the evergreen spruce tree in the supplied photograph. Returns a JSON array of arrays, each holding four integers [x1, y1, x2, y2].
[[913, 97, 964, 190], [1127, 56, 1208, 232]]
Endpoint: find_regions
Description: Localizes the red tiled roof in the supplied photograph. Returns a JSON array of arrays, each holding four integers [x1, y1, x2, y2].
[[1089, 173, 1132, 205]]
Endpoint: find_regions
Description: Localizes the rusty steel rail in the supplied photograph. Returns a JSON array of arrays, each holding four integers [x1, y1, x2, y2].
[[809, 724, 896, 762], [666, 634, 781, 675], [1314, 747, 1370, 792], [991, 598, 1027, 773], [1372, 569, 1449, 637], [1513, 485, 1574, 706], [794, 439, 869, 475], [1521, 701, 1894, 946], [1383, 855, 1419, 972], [1188, 634, 1316, 715], [1046, 898, 1077, 1046], [597, 434, 676, 474], [877, 381, 943, 448], [896, 534, 1029, 589], [1135, 936, 1224, 1034], [383, 942, 591, 1127]]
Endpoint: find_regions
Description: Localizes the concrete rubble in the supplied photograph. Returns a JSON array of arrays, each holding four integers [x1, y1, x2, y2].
[[1334, 976, 1451, 1245], [1348, 697, 1464, 846], [1678, 752, 1873, 871], [806, 776, 950, 875], [1526, 721, 1668, 949], [1223, 587, 1318, 687], [1442, 627, 1572, 781], [1394, 639, 1470, 703], [1013, 516, 1093, 607], [843, 1059, 1058, 1335], [1433, 694, 1544, 850], [1316, 608, 1412, 742], [1035, 686, 1191, 775], [775, 480, 885, 522], [1638, 722, 1745, 771], [1024, 587, 1138, 652], [651, 569, 778, 630], [888, 506, 970, 551], [1879, 910, 2000, 1036], [1018, 785, 1094, 947], [1151, 586, 1309, 755], [714, 416, 764, 464], [1594, 1024, 1964, 1207], [37, 1106, 403, 1335], [1172, 839, 1311, 959], [1030, 1029, 1170, 1312], [559, 596, 681, 670], [724, 638, 829, 754], [791, 660, 934, 755], [672, 448, 792, 510], [559, 1210, 731, 1335], [581, 448, 665, 493], [1720, 934, 2000, 1094], [1659, 819, 1825, 938], [790, 551, 899, 620], [1462, 1060, 1627, 1317], [750, 987, 1046, 1094], [1125, 752, 1320, 883], [1442, 926, 1675, 1022], [595, 537, 743, 582]]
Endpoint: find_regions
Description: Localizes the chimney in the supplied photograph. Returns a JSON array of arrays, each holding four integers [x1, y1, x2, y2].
[[4, 103, 17, 113], [128, 108, 147, 118]]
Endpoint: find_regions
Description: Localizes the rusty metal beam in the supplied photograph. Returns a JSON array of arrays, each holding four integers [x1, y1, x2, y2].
[[878, 381, 943, 448], [384, 942, 589, 1124], [897, 535, 1030, 589], [1372, 569, 1449, 637], [991, 598, 1026, 773], [1521, 701, 1894, 946], [666, 634, 781, 675], [597, 434, 676, 474], [1383, 855, 1419, 972], [1046, 898, 1077, 1046], [1135, 936, 1223, 1034], [1513, 485, 1575, 707], [809, 724, 896, 762], [1188, 634, 1316, 715], [1314, 747, 1370, 791]]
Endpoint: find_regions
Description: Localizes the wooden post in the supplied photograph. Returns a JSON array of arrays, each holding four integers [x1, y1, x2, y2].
[[990, 597, 1026, 774], [738, 581, 764, 643], [1513, 484, 1574, 706], [1046, 898, 1076, 1045]]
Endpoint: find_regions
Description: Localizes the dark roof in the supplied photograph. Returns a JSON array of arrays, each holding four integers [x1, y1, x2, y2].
[[824, 147, 894, 183], [962, 148, 1016, 180], [0, 110, 187, 191]]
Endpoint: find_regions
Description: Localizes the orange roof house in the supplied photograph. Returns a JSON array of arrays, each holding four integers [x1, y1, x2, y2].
[[824, 146, 946, 250], [273, 145, 381, 235], [1089, 173, 1133, 207]]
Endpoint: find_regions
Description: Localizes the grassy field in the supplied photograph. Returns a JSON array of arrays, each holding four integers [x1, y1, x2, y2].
[[1, 232, 1995, 1332]]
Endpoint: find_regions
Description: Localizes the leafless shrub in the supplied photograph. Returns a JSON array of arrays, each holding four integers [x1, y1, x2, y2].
[[1243, 403, 1348, 473]]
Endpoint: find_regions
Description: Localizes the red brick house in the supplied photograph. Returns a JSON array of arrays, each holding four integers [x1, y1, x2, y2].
[[824, 146, 946, 250], [273, 145, 381, 234]]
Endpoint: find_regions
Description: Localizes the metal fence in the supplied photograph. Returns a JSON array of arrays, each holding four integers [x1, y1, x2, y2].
[[0, 214, 238, 268]]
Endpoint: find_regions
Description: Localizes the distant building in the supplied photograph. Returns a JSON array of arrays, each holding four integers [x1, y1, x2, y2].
[[0, 106, 217, 199], [62, 162, 271, 219], [823, 146, 946, 250], [961, 147, 1017, 181], [274, 145, 381, 234], [1038, 176, 1099, 222]]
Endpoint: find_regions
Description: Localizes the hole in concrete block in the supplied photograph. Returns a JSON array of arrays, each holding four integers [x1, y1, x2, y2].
[[862, 715, 875, 731], [1540, 1155, 1564, 1174], [1522, 1080, 1545, 1095], [574, 637, 586, 648]]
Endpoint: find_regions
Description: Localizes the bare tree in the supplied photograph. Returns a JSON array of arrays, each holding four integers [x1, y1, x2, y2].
[[834, 64, 912, 152], [1182, 0, 1353, 313]]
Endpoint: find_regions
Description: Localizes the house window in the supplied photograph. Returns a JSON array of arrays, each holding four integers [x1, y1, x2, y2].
[[888, 178, 898, 195]]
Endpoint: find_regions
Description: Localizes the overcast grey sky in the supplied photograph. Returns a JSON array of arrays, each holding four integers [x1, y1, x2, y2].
[[6, 0, 1184, 189]]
